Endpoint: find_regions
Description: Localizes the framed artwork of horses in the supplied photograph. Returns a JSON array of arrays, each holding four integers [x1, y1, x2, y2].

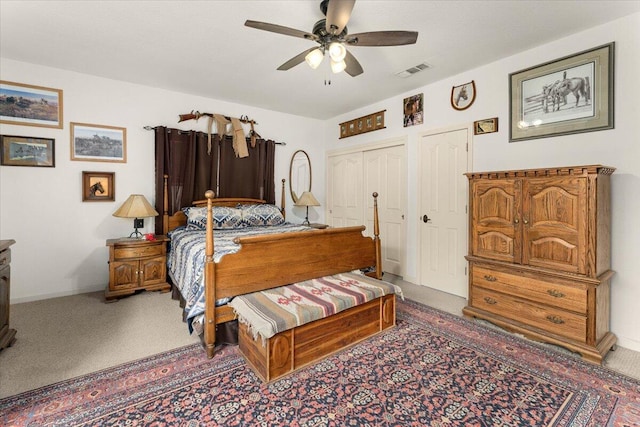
[[403, 93, 424, 127], [451, 81, 476, 111], [0, 135, 55, 167], [71, 122, 126, 163], [509, 42, 614, 142], [82, 171, 115, 202], [0, 80, 63, 129]]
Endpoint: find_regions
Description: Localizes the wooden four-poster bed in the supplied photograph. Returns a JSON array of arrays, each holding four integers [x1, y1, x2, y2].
[[162, 175, 398, 381]]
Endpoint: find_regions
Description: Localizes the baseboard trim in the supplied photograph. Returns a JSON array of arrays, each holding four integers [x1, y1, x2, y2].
[[11, 285, 104, 304]]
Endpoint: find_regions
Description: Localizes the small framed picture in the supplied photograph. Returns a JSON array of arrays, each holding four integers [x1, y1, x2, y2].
[[82, 171, 115, 202], [474, 117, 499, 135], [0, 134, 55, 167], [71, 122, 126, 163], [403, 93, 424, 127], [451, 81, 476, 111], [0, 80, 63, 129], [348, 122, 355, 135]]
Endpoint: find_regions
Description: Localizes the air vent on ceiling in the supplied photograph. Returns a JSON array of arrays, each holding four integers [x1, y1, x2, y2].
[[395, 62, 431, 78]]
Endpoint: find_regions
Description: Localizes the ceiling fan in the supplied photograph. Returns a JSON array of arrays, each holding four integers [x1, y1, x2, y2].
[[245, 0, 418, 77]]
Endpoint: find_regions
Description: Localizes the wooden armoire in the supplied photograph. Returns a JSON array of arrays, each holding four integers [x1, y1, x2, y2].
[[463, 165, 616, 363]]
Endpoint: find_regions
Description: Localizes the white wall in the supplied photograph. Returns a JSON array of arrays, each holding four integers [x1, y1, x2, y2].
[[0, 59, 325, 302], [324, 13, 640, 351], [1, 13, 638, 352]]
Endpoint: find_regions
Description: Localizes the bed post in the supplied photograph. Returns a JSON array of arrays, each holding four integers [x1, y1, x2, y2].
[[372, 192, 382, 279], [204, 190, 217, 358], [280, 178, 286, 220], [162, 174, 169, 235]]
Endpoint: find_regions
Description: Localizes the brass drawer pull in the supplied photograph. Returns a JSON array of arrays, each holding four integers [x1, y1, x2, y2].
[[483, 275, 497, 282], [547, 289, 565, 298], [546, 315, 565, 324], [483, 297, 497, 305]]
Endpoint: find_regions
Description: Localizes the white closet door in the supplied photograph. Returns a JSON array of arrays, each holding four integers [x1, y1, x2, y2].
[[364, 145, 406, 276], [327, 152, 363, 227], [418, 128, 470, 298]]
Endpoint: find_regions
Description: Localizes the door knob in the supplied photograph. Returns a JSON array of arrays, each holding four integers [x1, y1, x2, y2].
[[422, 214, 431, 223]]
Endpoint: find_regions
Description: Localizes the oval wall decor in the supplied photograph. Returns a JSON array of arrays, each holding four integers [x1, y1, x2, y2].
[[451, 80, 476, 111]]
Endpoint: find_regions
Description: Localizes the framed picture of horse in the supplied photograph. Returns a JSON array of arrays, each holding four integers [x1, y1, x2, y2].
[[0, 135, 55, 167], [509, 42, 614, 142], [451, 81, 476, 111], [71, 122, 126, 163], [82, 171, 115, 202]]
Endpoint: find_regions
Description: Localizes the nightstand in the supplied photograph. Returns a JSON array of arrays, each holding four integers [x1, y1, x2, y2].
[[0, 239, 17, 351], [105, 236, 170, 301], [308, 223, 328, 229]]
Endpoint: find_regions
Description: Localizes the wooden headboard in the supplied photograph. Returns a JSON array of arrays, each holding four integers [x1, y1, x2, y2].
[[162, 175, 286, 234]]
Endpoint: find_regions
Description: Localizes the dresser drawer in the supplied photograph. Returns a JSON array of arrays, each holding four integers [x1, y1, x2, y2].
[[472, 265, 587, 314], [114, 244, 164, 260], [471, 287, 587, 342]]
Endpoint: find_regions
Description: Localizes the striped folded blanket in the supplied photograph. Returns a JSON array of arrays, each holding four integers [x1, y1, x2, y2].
[[229, 272, 403, 341]]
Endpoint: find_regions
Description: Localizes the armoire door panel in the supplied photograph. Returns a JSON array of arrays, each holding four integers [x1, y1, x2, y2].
[[522, 177, 587, 274], [471, 179, 519, 263]]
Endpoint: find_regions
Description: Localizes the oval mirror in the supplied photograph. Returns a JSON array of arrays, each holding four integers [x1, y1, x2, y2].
[[289, 150, 311, 203]]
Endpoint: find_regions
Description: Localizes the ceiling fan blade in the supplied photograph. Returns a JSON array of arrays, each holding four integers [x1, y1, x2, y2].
[[277, 47, 320, 71], [245, 20, 318, 42], [325, 0, 356, 35], [346, 31, 419, 47], [344, 50, 363, 77]]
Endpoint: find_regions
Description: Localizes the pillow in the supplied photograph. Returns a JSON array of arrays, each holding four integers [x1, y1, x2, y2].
[[240, 204, 285, 227], [184, 206, 244, 230]]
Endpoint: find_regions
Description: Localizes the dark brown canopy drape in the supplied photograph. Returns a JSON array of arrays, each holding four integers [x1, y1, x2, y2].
[[154, 127, 276, 234]]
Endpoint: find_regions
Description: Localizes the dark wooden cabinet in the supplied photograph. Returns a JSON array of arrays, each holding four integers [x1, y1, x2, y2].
[[464, 165, 615, 363], [105, 236, 170, 301], [0, 239, 17, 351]]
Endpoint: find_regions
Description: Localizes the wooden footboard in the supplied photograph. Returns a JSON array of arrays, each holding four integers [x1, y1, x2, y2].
[[239, 294, 396, 382], [162, 174, 383, 359], [202, 191, 383, 358]]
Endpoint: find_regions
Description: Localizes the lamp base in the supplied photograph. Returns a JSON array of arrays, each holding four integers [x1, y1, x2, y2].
[[302, 207, 310, 225], [128, 230, 144, 239], [129, 218, 144, 238]]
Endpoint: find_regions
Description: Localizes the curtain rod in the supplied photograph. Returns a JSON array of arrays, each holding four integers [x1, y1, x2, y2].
[[143, 125, 286, 145]]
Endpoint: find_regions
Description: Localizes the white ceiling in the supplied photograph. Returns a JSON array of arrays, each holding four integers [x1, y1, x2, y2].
[[2, 1, 639, 120]]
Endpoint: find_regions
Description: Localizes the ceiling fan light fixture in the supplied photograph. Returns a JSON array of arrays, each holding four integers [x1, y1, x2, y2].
[[330, 59, 346, 74], [305, 48, 325, 69], [328, 42, 347, 62]]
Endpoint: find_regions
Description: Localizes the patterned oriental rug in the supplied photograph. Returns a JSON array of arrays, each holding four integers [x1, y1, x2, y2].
[[2, 300, 639, 426]]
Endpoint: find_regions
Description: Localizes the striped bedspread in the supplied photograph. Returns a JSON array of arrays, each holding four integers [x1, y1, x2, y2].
[[229, 272, 403, 341], [167, 223, 311, 330]]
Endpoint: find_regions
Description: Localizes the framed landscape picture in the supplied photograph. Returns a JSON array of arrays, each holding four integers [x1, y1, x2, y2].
[[0, 80, 63, 129], [509, 42, 614, 142], [71, 122, 127, 163], [0, 135, 55, 167]]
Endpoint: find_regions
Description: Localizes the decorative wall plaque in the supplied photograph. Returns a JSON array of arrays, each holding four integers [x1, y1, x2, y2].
[[339, 110, 385, 139]]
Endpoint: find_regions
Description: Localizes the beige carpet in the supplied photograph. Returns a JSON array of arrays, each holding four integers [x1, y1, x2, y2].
[[1, 278, 639, 398]]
